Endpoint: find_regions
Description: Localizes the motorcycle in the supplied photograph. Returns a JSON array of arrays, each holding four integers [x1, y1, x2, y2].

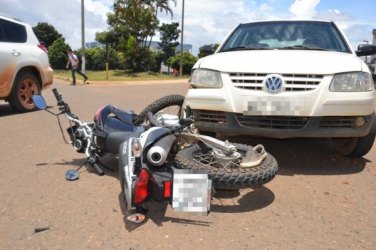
[[33, 89, 278, 222]]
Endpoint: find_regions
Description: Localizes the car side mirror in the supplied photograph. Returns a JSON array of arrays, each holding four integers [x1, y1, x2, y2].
[[32, 95, 47, 110], [356, 44, 376, 57]]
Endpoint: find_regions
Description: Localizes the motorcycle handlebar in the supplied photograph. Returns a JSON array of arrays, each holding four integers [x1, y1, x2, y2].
[[52, 88, 62, 103]]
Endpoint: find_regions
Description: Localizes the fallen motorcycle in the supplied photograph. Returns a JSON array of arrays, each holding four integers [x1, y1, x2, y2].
[[33, 89, 278, 221]]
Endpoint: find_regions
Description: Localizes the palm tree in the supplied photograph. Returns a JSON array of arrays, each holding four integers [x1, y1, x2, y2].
[[152, 0, 176, 18], [144, 0, 177, 49]]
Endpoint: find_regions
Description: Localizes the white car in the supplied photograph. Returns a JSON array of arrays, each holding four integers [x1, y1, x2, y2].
[[184, 20, 376, 157], [0, 15, 53, 112]]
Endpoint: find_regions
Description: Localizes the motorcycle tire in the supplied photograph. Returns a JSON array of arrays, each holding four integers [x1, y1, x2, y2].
[[134, 94, 185, 125], [175, 143, 278, 190]]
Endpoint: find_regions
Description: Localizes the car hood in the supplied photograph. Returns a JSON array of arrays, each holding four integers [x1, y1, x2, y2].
[[196, 50, 364, 75]]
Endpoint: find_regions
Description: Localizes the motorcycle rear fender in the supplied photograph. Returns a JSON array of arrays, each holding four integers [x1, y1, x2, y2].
[[119, 139, 138, 211], [148, 170, 173, 202]]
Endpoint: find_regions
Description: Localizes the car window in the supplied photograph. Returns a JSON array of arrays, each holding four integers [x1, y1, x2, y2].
[[0, 18, 27, 43], [220, 21, 350, 53]]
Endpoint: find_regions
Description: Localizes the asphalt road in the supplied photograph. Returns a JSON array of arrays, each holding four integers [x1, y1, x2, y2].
[[0, 79, 375, 249]]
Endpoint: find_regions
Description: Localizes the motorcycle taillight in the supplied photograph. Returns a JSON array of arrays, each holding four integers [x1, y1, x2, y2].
[[164, 181, 171, 198], [134, 169, 150, 204]]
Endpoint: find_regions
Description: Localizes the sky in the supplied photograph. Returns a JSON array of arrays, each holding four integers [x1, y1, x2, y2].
[[1, 0, 375, 55]]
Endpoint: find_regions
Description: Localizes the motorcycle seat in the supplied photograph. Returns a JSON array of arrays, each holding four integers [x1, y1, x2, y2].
[[103, 117, 135, 134], [106, 131, 142, 154]]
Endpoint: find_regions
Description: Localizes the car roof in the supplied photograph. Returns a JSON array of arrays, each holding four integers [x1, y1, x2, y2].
[[240, 19, 333, 25], [0, 13, 26, 26]]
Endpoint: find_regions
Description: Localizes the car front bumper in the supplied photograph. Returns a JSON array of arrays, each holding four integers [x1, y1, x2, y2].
[[191, 109, 374, 138]]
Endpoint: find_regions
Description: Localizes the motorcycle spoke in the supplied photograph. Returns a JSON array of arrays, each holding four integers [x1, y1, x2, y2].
[[192, 150, 243, 169]]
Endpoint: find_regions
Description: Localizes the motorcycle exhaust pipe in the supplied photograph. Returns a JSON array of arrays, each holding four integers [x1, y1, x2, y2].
[[146, 135, 175, 166]]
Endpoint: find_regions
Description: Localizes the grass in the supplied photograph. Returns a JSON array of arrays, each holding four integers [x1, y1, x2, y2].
[[54, 70, 187, 82]]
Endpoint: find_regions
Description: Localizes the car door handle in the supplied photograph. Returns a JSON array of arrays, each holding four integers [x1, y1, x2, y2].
[[11, 50, 21, 57]]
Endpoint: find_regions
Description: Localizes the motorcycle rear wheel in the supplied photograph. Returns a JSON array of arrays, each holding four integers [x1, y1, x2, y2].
[[175, 143, 278, 190], [135, 94, 185, 125]]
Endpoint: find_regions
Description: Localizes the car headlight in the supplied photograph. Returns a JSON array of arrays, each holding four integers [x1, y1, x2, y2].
[[191, 69, 223, 88], [330, 72, 373, 92]]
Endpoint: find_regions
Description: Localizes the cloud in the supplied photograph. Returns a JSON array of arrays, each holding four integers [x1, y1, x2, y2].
[[1, 0, 374, 55], [0, 0, 112, 49], [289, 0, 321, 19], [313, 9, 374, 49]]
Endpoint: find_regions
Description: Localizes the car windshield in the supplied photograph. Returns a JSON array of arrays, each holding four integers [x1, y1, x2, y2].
[[220, 21, 351, 53]]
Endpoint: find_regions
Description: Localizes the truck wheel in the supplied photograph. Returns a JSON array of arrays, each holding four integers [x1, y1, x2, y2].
[[8, 73, 41, 112], [332, 117, 376, 157]]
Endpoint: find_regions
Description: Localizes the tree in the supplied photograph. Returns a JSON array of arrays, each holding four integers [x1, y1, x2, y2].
[[109, 0, 159, 71], [145, 0, 176, 18], [145, 0, 176, 48], [198, 43, 220, 58], [32, 22, 63, 48], [48, 38, 70, 69], [106, 0, 177, 72], [167, 51, 197, 75], [158, 22, 180, 67]]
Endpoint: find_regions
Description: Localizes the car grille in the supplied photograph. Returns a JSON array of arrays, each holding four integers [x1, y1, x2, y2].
[[229, 73, 324, 91], [319, 117, 356, 129], [193, 110, 226, 123], [236, 115, 309, 129]]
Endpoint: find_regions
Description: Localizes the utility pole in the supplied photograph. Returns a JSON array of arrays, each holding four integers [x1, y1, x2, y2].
[[179, 0, 185, 77], [81, 0, 86, 73]]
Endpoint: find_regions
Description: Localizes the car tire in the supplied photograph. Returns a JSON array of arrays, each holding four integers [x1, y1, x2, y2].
[[8, 72, 41, 112], [331, 116, 376, 157]]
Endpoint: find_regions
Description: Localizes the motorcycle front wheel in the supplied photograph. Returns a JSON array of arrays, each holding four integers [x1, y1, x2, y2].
[[135, 94, 185, 126], [175, 143, 278, 190]]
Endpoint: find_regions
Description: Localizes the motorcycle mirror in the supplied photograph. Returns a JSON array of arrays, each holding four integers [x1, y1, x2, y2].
[[32, 95, 47, 110], [65, 169, 79, 181]]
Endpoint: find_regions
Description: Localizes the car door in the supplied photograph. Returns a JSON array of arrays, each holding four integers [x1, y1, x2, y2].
[[0, 17, 27, 97]]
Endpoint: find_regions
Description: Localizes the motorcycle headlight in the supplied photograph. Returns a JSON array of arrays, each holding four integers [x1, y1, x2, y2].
[[191, 69, 223, 88], [330, 72, 373, 92]]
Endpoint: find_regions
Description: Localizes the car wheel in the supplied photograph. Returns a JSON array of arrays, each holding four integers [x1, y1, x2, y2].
[[331, 117, 376, 157], [8, 72, 41, 112]]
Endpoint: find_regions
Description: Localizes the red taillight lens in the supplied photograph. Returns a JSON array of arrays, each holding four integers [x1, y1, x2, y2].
[[134, 169, 150, 204], [38, 44, 48, 54], [164, 181, 171, 198]]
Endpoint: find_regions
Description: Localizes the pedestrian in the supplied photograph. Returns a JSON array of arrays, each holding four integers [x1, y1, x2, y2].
[[66, 49, 88, 85]]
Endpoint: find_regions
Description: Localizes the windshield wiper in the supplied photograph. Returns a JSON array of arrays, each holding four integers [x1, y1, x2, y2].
[[221, 46, 271, 52], [277, 45, 330, 51]]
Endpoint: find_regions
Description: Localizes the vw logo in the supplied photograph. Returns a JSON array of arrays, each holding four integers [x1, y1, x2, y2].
[[264, 74, 283, 93]]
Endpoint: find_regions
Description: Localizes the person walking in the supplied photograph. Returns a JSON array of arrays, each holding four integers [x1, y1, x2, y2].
[[66, 49, 88, 85]]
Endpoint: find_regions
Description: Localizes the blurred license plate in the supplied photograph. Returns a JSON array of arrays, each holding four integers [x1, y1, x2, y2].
[[172, 168, 211, 215]]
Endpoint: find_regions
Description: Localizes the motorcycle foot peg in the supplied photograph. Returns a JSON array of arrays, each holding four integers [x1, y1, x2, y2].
[[91, 161, 105, 176]]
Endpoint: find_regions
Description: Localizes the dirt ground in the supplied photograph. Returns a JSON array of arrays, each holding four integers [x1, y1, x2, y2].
[[0, 79, 375, 249]]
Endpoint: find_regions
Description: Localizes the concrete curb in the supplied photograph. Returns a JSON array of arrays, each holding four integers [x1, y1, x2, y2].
[[54, 75, 190, 86]]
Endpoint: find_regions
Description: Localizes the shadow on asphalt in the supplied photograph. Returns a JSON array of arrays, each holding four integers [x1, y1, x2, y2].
[[0, 104, 16, 117], [211, 187, 275, 214], [0, 104, 56, 117], [117, 187, 274, 231], [35, 136, 369, 231], [228, 136, 368, 176]]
